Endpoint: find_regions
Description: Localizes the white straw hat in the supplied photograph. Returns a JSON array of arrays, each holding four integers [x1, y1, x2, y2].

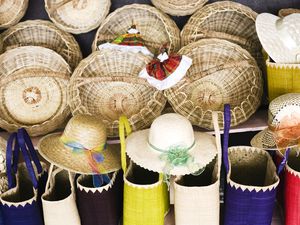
[[126, 113, 217, 176], [256, 13, 300, 63]]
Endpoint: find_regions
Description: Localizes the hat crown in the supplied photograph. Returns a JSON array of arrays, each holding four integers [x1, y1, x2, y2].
[[148, 113, 194, 151], [63, 115, 107, 149]]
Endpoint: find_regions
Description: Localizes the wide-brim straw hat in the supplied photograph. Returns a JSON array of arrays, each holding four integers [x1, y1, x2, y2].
[[68, 49, 167, 137], [256, 13, 300, 64], [151, 0, 208, 16], [38, 115, 121, 174], [0, 0, 29, 29], [45, 0, 111, 34], [165, 38, 263, 129], [93, 4, 180, 54], [181, 1, 262, 65], [1, 20, 82, 71], [251, 93, 300, 151], [0, 46, 71, 136], [278, 8, 300, 17]]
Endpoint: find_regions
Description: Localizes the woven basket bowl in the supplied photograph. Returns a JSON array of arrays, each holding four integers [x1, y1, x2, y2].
[[181, 1, 262, 65], [45, 0, 111, 34], [0, 0, 29, 29], [0, 46, 71, 136], [1, 20, 82, 71], [165, 38, 263, 129], [278, 8, 300, 17], [92, 4, 180, 54], [151, 0, 208, 16], [68, 49, 167, 137]]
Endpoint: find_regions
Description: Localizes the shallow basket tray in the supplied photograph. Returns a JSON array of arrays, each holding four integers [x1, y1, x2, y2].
[[164, 38, 263, 129]]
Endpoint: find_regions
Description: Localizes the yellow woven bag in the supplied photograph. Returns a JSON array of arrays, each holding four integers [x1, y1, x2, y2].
[[119, 116, 170, 225]]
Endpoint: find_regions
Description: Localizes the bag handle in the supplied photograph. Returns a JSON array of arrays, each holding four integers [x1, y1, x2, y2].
[[277, 148, 291, 175], [212, 111, 222, 177], [119, 115, 132, 173], [223, 104, 231, 175], [45, 164, 74, 192]]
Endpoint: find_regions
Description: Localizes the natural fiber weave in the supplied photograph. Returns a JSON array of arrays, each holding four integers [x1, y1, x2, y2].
[[278, 8, 300, 17], [181, 1, 262, 65], [1, 20, 82, 71], [45, 0, 111, 34], [0, 46, 71, 136], [93, 4, 180, 54], [0, 0, 29, 29], [68, 49, 167, 137], [165, 39, 263, 129], [151, 0, 208, 16], [0, 137, 6, 173]]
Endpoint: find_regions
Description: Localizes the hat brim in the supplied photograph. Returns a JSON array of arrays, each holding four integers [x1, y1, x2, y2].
[[38, 133, 121, 174], [126, 130, 217, 176]]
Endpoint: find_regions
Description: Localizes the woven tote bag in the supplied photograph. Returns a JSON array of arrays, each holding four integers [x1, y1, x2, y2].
[[223, 105, 282, 225], [119, 116, 170, 225], [76, 170, 123, 225], [0, 0, 28, 29], [173, 111, 222, 225], [42, 164, 81, 225]]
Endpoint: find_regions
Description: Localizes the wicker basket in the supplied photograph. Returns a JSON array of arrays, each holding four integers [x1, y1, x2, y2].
[[278, 8, 300, 17], [165, 38, 263, 129], [181, 1, 262, 65], [0, 46, 71, 136], [68, 49, 167, 137], [93, 4, 180, 54], [151, 0, 208, 16], [1, 20, 82, 71], [45, 0, 111, 34], [0, 0, 29, 29]]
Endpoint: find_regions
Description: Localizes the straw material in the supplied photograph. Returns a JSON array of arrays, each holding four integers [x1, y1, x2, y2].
[[93, 4, 180, 54], [45, 0, 111, 34], [279, 8, 300, 17], [1, 20, 82, 71], [165, 38, 263, 129], [181, 1, 261, 64], [0, 173, 8, 195], [0, 46, 71, 136], [151, 0, 208, 16], [0, 0, 29, 29], [0, 137, 6, 173], [68, 49, 167, 137]]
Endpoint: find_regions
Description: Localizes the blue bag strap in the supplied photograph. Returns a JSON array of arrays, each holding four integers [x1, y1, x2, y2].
[[223, 104, 231, 175], [6, 132, 20, 189], [277, 148, 291, 175]]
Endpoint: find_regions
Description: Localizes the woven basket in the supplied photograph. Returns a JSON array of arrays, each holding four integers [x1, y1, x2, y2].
[[1, 20, 82, 71], [0, 46, 71, 136], [0, 0, 29, 29], [181, 1, 262, 65], [278, 8, 300, 17], [151, 0, 208, 16], [93, 4, 180, 54], [0, 137, 6, 173], [68, 49, 167, 137], [165, 38, 263, 129], [45, 0, 111, 34]]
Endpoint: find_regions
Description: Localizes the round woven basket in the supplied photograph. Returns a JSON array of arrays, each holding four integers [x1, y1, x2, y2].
[[151, 0, 208, 16], [93, 4, 180, 54], [1, 20, 82, 71], [278, 8, 300, 17], [0, 46, 71, 136], [165, 38, 263, 129], [181, 1, 262, 64], [68, 49, 167, 137], [0, 0, 29, 29], [45, 0, 111, 34]]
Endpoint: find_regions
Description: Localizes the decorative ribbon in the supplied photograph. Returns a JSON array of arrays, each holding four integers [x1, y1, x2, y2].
[[111, 25, 145, 47]]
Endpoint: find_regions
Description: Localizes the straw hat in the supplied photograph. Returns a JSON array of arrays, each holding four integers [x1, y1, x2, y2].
[[165, 38, 263, 129], [93, 4, 180, 54], [251, 93, 300, 151], [126, 113, 217, 176], [1, 20, 82, 71], [0, 46, 71, 136], [151, 0, 208, 16], [45, 0, 111, 34], [38, 114, 121, 174], [256, 13, 300, 64], [0, 0, 29, 29], [68, 49, 167, 137], [278, 8, 300, 17]]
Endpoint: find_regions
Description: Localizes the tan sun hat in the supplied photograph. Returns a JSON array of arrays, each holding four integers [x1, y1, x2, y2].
[[251, 93, 300, 151], [126, 113, 218, 176], [0, 0, 28, 29], [38, 114, 121, 174], [0, 46, 71, 136], [45, 0, 111, 34]]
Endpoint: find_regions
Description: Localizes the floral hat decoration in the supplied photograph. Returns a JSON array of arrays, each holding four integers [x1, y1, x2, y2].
[[97, 25, 153, 56]]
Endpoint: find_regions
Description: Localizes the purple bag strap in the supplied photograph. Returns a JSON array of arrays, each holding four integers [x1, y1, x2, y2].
[[6, 132, 20, 189], [277, 148, 291, 175], [223, 104, 231, 174]]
